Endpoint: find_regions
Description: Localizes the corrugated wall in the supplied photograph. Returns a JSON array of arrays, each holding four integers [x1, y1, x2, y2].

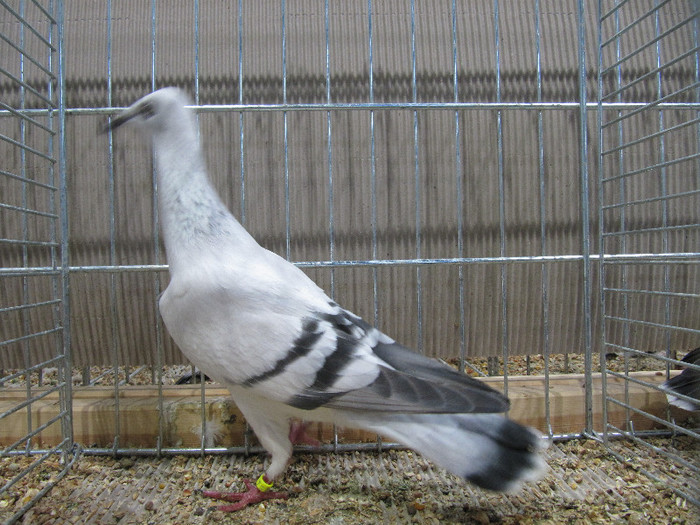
[[2, 0, 698, 368]]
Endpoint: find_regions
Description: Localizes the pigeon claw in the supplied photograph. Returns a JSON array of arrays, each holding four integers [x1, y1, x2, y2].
[[200, 479, 289, 512]]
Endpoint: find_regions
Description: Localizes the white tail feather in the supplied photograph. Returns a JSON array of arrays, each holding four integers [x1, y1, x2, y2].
[[340, 412, 549, 492]]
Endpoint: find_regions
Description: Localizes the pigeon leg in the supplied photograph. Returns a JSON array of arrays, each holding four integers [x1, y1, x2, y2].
[[289, 420, 321, 447], [200, 477, 288, 512]]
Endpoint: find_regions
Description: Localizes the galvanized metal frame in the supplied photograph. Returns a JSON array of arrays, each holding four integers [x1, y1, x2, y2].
[[1, 0, 593, 459], [1, 0, 699, 520], [597, 0, 700, 507], [0, 1, 78, 524], [77, 0, 598, 456]]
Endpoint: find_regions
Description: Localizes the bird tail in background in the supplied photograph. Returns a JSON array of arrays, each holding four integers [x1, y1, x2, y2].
[[661, 370, 700, 412], [661, 347, 700, 412], [341, 412, 549, 492]]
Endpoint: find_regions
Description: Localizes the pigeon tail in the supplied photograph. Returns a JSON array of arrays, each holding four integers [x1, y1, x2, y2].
[[661, 347, 700, 412], [340, 412, 549, 492]]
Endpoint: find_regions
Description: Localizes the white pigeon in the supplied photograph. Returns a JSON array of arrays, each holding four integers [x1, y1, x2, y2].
[[107, 87, 548, 512]]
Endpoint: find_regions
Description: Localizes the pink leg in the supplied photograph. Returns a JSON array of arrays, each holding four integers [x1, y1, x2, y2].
[[289, 420, 321, 447], [200, 478, 288, 512]]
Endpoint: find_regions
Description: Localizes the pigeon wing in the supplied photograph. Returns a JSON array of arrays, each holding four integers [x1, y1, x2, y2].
[[232, 295, 510, 415]]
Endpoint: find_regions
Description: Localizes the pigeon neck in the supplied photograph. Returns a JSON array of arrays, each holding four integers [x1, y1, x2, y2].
[[152, 130, 248, 273]]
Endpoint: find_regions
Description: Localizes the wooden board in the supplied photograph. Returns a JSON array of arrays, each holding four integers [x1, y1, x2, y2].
[[0, 371, 685, 449]]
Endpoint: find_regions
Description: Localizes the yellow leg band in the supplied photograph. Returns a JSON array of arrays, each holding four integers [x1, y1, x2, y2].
[[256, 474, 274, 492]]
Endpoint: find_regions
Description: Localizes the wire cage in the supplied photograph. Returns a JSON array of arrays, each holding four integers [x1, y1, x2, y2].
[[0, 0, 77, 521], [597, 0, 699, 504], [1, 0, 698, 522]]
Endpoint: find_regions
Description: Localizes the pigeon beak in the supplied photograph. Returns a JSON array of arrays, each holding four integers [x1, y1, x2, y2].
[[102, 101, 154, 134], [104, 109, 136, 133], [102, 109, 135, 134]]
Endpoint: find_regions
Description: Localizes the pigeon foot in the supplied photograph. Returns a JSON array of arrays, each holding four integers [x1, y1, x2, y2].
[[200, 479, 288, 512]]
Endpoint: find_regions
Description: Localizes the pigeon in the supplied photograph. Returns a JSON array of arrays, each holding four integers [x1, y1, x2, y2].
[[106, 87, 548, 512], [661, 347, 700, 412]]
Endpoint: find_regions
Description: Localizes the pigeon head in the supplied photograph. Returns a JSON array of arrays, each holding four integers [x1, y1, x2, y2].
[[105, 87, 193, 135]]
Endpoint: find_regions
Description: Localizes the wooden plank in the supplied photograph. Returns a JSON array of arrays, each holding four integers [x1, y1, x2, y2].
[[0, 371, 686, 448]]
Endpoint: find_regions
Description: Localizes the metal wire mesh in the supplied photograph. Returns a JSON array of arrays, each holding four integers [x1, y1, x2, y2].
[[0, 1, 77, 523], [598, 0, 700, 506], [1, 0, 698, 521]]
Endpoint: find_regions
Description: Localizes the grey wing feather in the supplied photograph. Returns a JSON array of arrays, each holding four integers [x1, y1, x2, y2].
[[288, 307, 510, 414]]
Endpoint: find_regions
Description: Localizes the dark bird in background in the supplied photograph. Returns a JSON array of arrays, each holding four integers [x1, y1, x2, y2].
[[661, 347, 700, 412], [106, 88, 548, 512], [175, 369, 210, 385]]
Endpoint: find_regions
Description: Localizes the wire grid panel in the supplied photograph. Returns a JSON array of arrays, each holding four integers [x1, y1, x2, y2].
[[28, 0, 602, 457], [0, 0, 77, 523], [57, 0, 599, 372], [598, 0, 699, 506]]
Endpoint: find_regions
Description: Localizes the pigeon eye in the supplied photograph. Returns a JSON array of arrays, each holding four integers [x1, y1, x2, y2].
[[139, 101, 155, 119]]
